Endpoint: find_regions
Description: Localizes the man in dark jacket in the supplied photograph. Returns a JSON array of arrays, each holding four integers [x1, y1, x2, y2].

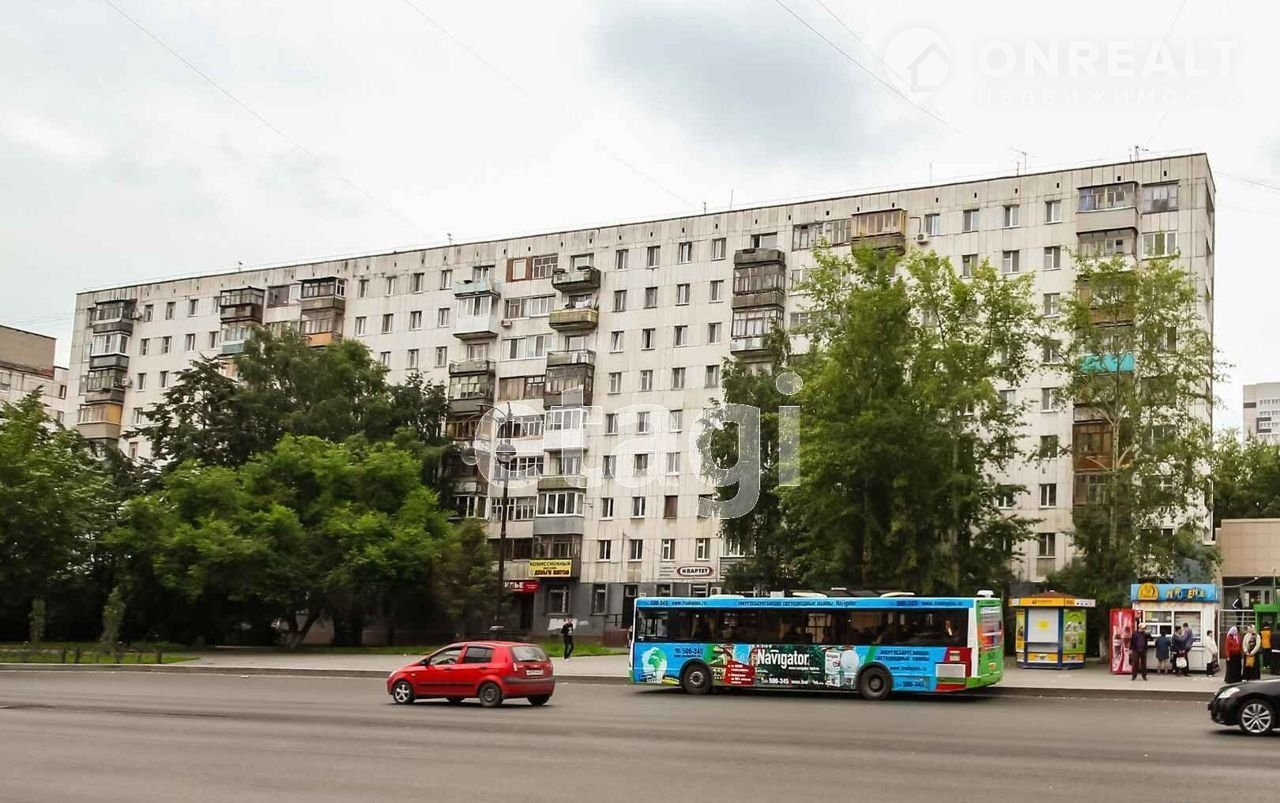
[[1130, 626, 1150, 681]]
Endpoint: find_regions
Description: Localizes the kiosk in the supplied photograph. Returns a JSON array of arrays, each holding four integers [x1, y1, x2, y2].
[[1010, 592, 1096, 668], [1129, 583, 1220, 674]]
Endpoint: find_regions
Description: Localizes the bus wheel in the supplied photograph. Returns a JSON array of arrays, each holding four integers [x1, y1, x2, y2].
[[681, 663, 713, 695], [857, 666, 892, 701]]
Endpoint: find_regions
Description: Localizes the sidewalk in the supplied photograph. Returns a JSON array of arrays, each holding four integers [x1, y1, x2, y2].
[[0, 651, 1227, 700]]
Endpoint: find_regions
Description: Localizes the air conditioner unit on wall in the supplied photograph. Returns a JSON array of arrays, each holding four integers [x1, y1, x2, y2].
[[915, 233, 928, 243], [500, 319, 513, 328]]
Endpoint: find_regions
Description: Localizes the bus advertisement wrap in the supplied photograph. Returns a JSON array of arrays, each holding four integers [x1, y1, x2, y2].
[[634, 642, 975, 692]]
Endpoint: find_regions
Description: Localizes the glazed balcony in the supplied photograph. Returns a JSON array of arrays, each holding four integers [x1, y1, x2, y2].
[[298, 278, 346, 313], [449, 358, 496, 376], [219, 287, 265, 324], [551, 267, 601, 293], [89, 300, 136, 335], [81, 369, 128, 404], [851, 209, 907, 252]]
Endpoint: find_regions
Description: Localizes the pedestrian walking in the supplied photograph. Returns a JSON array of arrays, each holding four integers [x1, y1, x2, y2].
[[1155, 631, 1172, 674], [1243, 625, 1262, 680], [1204, 630, 1220, 677], [1225, 627, 1243, 683], [1129, 625, 1150, 681], [560, 618, 575, 660]]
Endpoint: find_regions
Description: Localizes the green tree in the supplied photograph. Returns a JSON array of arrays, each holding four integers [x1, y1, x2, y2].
[[0, 393, 114, 638], [1055, 254, 1221, 613], [785, 246, 1040, 594], [698, 331, 801, 592], [434, 519, 498, 638], [109, 436, 451, 647], [1211, 430, 1280, 526]]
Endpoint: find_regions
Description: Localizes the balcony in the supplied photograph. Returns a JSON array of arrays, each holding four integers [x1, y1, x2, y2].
[[532, 516, 585, 537], [89, 300, 136, 335], [299, 313, 343, 348], [551, 267, 601, 293], [448, 373, 496, 415], [449, 358, 496, 376], [305, 331, 343, 348], [1076, 205, 1139, 234], [546, 349, 595, 368], [544, 357, 593, 407], [298, 278, 346, 313], [537, 473, 588, 492], [454, 309, 501, 340], [851, 209, 907, 252], [1080, 352, 1134, 374], [731, 286, 785, 310], [81, 369, 127, 404], [453, 276, 501, 297], [732, 250, 787, 310], [219, 287, 265, 324], [730, 335, 773, 357], [548, 306, 599, 332], [76, 402, 123, 442]]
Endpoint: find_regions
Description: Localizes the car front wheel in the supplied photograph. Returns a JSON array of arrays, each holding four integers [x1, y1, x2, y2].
[[391, 680, 415, 705], [1238, 698, 1275, 736]]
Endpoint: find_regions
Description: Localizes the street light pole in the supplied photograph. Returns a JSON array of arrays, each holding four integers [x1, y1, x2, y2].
[[490, 403, 515, 636]]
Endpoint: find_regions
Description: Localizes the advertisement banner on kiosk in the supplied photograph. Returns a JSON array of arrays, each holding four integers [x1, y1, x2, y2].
[[1062, 609, 1086, 662]]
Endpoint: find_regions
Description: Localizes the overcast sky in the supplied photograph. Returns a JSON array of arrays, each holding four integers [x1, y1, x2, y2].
[[2, 0, 1276, 428]]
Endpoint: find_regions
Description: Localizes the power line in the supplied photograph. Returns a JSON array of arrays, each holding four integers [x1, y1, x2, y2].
[[396, 0, 691, 207], [100, 0, 434, 240]]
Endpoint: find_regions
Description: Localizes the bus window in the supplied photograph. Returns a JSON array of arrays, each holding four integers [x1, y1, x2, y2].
[[716, 610, 759, 643], [691, 613, 714, 641]]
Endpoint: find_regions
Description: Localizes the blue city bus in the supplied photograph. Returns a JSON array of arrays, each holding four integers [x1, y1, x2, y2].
[[629, 594, 1004, 699]]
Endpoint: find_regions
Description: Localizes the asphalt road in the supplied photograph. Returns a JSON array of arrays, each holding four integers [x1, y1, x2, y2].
[[0, 672, 1273, 803]]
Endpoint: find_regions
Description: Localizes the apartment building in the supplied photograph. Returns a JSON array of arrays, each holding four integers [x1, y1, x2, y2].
[[0, 325, 69, 425], [69, 153, 1215, 635], [1243, 382, 1280, 444]]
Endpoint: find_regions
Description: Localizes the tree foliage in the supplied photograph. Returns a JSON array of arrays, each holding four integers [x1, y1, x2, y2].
[[1054, 254, 1221, 608], [1211, 430, 1280, 526], [434, 519, 498, 638]]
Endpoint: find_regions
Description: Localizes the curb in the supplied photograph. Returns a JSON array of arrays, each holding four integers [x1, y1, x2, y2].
[[0, 663, 1212, 698]]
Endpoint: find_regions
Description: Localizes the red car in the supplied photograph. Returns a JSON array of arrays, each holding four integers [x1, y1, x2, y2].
[[387, 642, 554, 707]]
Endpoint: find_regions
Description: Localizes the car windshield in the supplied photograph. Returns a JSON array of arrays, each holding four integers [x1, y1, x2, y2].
[[511, 646, 548, 662]]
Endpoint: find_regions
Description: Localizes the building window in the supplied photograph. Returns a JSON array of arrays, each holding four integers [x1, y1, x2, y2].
[[708, 322, 722, 344], [355, 317, 367, 336], [924, 213, 941, 236], [1142, 183, 1179, 213], [1142, 231, 1179, 258], [634, 453, 650, 477], [605, 413, 619, 435], [547, 587, 570, 615], [1002, 205, 1020, 228], [187, 298, 199, 316], [610, 331, 624, 352], [997, 489, 1016, 509], [699, 495, 717, 520], [711, 238, 726, 260], [1041, 387, 1059, 412], [676, 284, 690, 305], [666, 452, 681, 475], [410, 272, 424, 293], [161, 336, 171, 354], [673, 325, 688, 347], [636, 411, 651, 434], [641, 328, 655, 350], [379, 351, 391, 367], [671, 367, 686, 389], [437, 308, 450, 327], [962, 209, 979, 232], [706, 365, 720, 388], [1040, 483, 1058, 508], [609, 372, 622, 394], [644, 287, 658, 308], [640, 370, 654, 391], [614, 249, 629, 271], [696, 538, 710, 561], [1001, 250, 1020, 274], [750, 232, 777, 249], [998, 389, 1015, 408], [603, 454, 617, 478], [669, 410, 684, 433], [1045, 199, 1062, 223], [407, 349, 419, 369], [143, 304, 154, 322], [184, 333, 195, 351], [537, 491, 584, 516], [139, 338, 149, 356], [710, 280, 724, 301], [1042, 340, 1062, 365], [1037, 532, 1057, 557], [661, 538, 675, 559], [435, 346, 447, 367], [165, 301, 175, 320], [656, 583, 673, 597], [207, 331, 218, 348], [1043, 293, 1061, 317], [631, 497, 646, 519], [159, 371, 169, 388], [647, 245, 661, 268], [678, 242, 693, 263], [961, 254, 977, 278], [439, 269, 452, 289], [614, 290, 627, 312], [629, 539, 644, 560], [1043, 246, 1062, 271], [382, 313, 394, 334], [136, 372, 146, 390], [357, 279, 369, 298], [1038, 435, 1060, 459], [592, 584, 608, 614]]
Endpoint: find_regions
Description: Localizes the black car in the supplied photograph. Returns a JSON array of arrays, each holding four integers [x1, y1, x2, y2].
[[1208, 679, 1280, 735]]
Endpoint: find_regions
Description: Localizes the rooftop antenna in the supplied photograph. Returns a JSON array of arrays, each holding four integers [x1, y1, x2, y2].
[[1131, 144, 1150, 161], [728, 188, 734, 211], [447, 232, 453, 246], [1012, 148, 1029, 175]]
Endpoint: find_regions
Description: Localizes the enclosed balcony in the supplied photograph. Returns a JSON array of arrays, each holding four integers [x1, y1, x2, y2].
[[551, 267, 602, 293], [548, 304, 599, 332], [537, 472, 588, 492], [89, 299, 136, 335], [732, 249, 787, 310], [76, 402, 123, 442], [544, 353, 594, 407], [454, 295, 500, 340], [88, 331, 130, 371], [850, 209, 907, 252], [448, 373, 496, 416], [1076, 183, 1139, 233], [452, 276, 501, 297], [219, 287, 265, 324], [730, 308, 782, 358], [299, 313, 343, 348], [449, 358, 496, 376], [81, 369, 128, 404], [298, 277, 346, 313]]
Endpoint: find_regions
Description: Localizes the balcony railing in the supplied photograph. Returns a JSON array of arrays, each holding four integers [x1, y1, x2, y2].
[[548, 306, 599, 331], [546, 349, 595, 367], [551, 267, 601, 293], [449, 358, 496, 376], [452, 277, 501, 297]]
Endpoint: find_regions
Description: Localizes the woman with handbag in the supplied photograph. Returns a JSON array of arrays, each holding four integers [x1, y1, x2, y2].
[[1225, 627, 1243, 683], [1242, 625, 1262, 681]]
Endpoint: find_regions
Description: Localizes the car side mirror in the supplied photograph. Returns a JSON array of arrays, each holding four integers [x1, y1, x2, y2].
[[420, 658, 431, 666]]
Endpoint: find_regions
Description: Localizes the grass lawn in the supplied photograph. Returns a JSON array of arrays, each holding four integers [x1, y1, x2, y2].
[[297, 640, 624, 658], [0, 643, 195, 664]]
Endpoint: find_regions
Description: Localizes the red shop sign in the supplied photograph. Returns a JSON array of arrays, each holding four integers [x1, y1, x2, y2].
[[505, 580, 540, 594]]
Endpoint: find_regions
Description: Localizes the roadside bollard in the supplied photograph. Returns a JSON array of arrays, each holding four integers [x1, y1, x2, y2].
[[73, 647, 81, 664]]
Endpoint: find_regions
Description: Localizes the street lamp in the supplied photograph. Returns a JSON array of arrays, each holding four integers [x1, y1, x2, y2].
[[492, 428, 516, 635]]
